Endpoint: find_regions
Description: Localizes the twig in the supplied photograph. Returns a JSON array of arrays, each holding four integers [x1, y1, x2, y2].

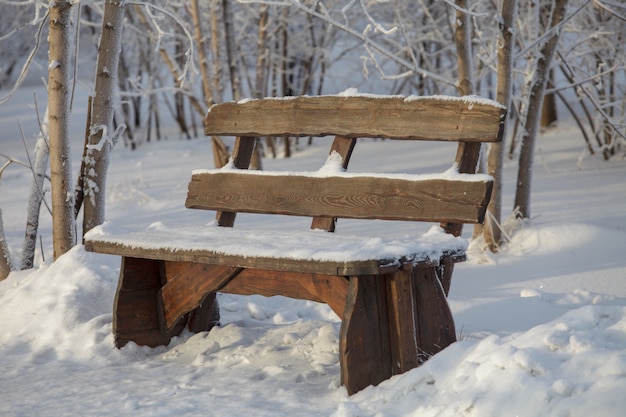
[[558, 51, 626, 144], [0, 10, 49, 105], [593, 0, 626, 22]]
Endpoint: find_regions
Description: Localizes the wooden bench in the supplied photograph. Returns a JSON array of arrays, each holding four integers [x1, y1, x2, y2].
[[84, 94, 505, 394]]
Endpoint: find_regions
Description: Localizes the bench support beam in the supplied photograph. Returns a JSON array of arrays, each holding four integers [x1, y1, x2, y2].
[[112, 256, 456, 394]]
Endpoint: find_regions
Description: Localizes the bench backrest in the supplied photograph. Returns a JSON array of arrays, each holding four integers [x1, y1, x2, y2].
[[190, 95, 506, 235]]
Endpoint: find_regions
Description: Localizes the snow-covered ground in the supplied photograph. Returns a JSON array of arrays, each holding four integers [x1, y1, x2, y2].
[[1, 85, 626, 416]]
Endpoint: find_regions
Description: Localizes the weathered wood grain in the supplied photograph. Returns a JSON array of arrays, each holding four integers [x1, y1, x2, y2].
[[386, 270, 421, 374], [310, 135, 357, 232], [413, 266, 456, 358], [339, 275, 391, 395], [205, 95, 506, 142], [187, 171, 493, 224], [215, 136, 257, 227], [219, 269, 349, 318], [113, 257, 186, 348], [159, 263, 242, 330]]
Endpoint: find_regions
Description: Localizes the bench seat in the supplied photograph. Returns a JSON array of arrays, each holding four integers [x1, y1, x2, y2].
[[85, 221, 467, 276]]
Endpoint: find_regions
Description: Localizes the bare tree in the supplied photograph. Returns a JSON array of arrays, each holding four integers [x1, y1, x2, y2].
[[0, 208, 11, 280], [482, 0, 517, 251], [48, 0, 76, 259], [21, 127, 50, 269], [514, 0, 569, 219], [81, 0, 127, 235]]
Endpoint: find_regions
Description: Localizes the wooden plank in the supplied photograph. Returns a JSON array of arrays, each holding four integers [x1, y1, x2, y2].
[[339, 275, 392, 395], [386, 271, 421, 374], [311, 135, 357, 232], [442, 141, 484, 237], [112, 257, 186, 348], [187, 172, 493, 224], [412, 266, 456, 358], [187, 292, 220, 333], [219, 269, 349, 318], [216, 136, 257, 227], [160, 262, 242, 331], [205, 95, 506, 142], [86, 236, 465, 276]]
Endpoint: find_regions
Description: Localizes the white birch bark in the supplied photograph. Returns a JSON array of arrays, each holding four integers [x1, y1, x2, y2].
[[483, 0, 517, 251], [82, 0, 126, 235], [20, 133, 50, 269], [48, 0, 76, 259]]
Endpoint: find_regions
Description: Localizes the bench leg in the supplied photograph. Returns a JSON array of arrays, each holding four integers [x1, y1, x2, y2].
[[437, 260, 455, 296], [339, 268, 456, 395], [187, 292, 220, 333], [339, 275, 392, 395], [113, 257, 187, 348], [413, 266, 456, 356]]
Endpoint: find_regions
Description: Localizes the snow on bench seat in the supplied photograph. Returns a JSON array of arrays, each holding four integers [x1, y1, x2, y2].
[[84, 221, 467, 276]]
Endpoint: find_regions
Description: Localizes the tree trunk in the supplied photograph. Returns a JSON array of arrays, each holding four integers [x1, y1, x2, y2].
[[82, 0, 126, 235], [449, 0, 474, 238], [48, 0, 76, 259], [514, 0, 569, 219], [0, 209, 12, 280], [223, 0, 241, 100], [21, 134, 50, 269], [483, 0, 517, 251], [210, 0, 224, 104], [454, 0, 474, 97], [254, 6, 269, 99], [541, 69, 557, 128], [191, 0, 214, 108]]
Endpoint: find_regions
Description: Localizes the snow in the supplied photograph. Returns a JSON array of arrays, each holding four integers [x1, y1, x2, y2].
[[232, 90, 505, 111], [85, 222, 465, 266], [197, 150, 493, 181], [1, 86, 626, 416]]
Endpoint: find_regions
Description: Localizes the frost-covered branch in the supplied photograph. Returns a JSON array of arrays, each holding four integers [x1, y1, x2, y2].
[[358, 0, 397, 35], [515, 0, 591, 59], [128, 0, 198, 85], [592, 0, 626, 22], [240, 0, 456, 86], [0, 10, 48, 106], [544, 61, 620, 94], [0, 154, 30, 173], [442, 0, 488, 17], [557, 51, 626, 144]]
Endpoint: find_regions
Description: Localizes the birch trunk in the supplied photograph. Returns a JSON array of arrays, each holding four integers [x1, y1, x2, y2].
[[447, 0, 474, 239], [514, 0, 569, 219], [0, 209, 12, 280], [48, 0, 76, 259], [210, 0, 224, 104], [483, 0, 517, 251], [223, 0, 241, 100], [454, 0, 474, 97], [21, 134, 50, 269], [254, 6, 269, 99], [191, 0, 214, 107], [82, 0, 126, 235]]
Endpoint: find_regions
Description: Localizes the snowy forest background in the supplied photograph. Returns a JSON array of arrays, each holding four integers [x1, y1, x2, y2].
[[0, 1, 625, 416], [0, 0, 625, 272]]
